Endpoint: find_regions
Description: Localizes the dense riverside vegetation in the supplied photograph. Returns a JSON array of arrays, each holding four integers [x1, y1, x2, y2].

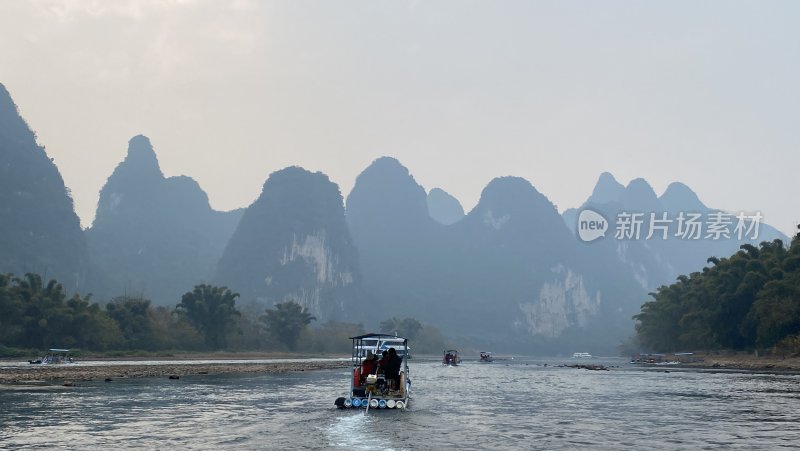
[[635, 225, 800, 353], [0, 273, 446, 356]]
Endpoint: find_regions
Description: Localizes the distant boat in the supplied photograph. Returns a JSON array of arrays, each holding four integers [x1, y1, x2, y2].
[[571, 352, 593, 359], [443, 349, 461, 366], [29, 349, 74, 365], [479, 351, 494, 363]]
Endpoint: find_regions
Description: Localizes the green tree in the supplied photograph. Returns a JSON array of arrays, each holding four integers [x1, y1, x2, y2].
[[15, 273, 71, 349], [107, 296, 155, 350], [177, 284, 240, 349], [1, 273, 121, 350], [149, 305, 204, 351], [748, 232, 800, 347], [64, 293, 122, 350], [634, 226, 800, 352], [0, 273, 23, 343], [260, 302, 315, 350], [749, 297, 800, 347]]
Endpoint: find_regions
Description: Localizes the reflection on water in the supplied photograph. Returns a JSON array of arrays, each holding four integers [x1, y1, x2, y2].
[[2, 359, 799, 449]]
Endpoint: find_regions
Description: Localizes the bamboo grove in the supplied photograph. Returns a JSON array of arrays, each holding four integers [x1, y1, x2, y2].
[[635, 225, 800, 353]]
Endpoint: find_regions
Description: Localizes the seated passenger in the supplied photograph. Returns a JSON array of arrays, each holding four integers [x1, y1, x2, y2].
[[377, 351, 389, 374], [360, 351, 377, 385]]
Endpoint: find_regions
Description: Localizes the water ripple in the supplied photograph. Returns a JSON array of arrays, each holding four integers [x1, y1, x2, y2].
[[2, 359, 799, 449]]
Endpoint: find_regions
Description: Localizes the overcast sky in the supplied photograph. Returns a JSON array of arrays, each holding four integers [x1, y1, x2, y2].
[[1, 0, 798, 236]]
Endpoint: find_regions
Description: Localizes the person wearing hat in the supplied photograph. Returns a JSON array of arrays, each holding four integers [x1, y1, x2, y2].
[[360, 350, 377, 385]]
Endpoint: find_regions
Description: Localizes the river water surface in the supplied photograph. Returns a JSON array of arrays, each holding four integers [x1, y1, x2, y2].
[[2, 358, 799, 449]]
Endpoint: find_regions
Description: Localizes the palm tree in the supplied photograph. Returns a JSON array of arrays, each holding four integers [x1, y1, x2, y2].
[[177, 284, 240, 349], [260, 302, 315, 350]]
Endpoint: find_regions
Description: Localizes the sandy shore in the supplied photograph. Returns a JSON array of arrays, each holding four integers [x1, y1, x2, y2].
[[0, 359, 349, 384]]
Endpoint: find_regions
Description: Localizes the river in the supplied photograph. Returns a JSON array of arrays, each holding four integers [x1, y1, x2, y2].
[[1, 357, 799, 449]]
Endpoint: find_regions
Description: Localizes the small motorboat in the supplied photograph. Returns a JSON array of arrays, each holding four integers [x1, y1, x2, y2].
[[479, 351, 493, 363], [443, 350, 461, 366], [29, 349, 74, 365], [335, 333, 412, 411]]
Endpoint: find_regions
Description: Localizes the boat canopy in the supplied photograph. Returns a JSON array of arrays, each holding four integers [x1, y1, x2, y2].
[[349, 333, 407, 340]]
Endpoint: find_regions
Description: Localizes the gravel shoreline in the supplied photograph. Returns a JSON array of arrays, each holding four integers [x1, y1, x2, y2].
[[0, 360, 350, 384], [683, 355, 800, 373]]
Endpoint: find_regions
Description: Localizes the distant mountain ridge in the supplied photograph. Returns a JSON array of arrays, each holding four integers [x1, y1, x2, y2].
[[659, 182, 708, 213], [0, 83, 88, 289], [345, 157, 442, 324], [215, 166, 361, 321], [86, 135, 242, 304], [427, 188, 465, 225], [587, 171, 625, 205], [563, 172, 788, 290], [1, 80, 793, 354], [346, 158, 645, 352]]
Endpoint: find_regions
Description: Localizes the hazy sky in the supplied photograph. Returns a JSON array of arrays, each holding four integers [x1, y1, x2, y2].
[[1, 1, 798, 236]]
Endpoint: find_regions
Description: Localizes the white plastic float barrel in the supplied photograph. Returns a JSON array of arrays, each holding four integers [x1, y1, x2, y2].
[[344, 398, 352, 408], [395, 400, 405, 409], [386, 400, 396, 409], [369, 399, 379, 408]]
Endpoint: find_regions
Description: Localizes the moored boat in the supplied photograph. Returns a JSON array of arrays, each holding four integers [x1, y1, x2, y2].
[[479, 351, 493, 363], [29, 349, 74, 365], [335, 333, 412, 411]]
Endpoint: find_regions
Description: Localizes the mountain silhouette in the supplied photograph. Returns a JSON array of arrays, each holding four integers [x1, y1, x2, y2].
[[86, 135, 242, 303], [448, 176, 644, 350], [215, 166, 360, 321], [0, 83, 88, 288], [586, 171, 625, 205], [427, 188, 465, 225], [659, 182, 708, 213], [564, 172, 789, 291], [347, 160, 645, 352], [3, 80, 791, 354], [345, 157, 441, 320], [619, 178, 663, 213]]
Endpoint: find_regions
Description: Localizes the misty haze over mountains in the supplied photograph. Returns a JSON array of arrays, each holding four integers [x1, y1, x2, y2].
[[0, 83, 790, 352], [563, 172, 787, 292]]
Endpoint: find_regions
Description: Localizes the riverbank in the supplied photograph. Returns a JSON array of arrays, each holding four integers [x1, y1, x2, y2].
[[0, 358, 349, 384], [684, 354, 800, 372]]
